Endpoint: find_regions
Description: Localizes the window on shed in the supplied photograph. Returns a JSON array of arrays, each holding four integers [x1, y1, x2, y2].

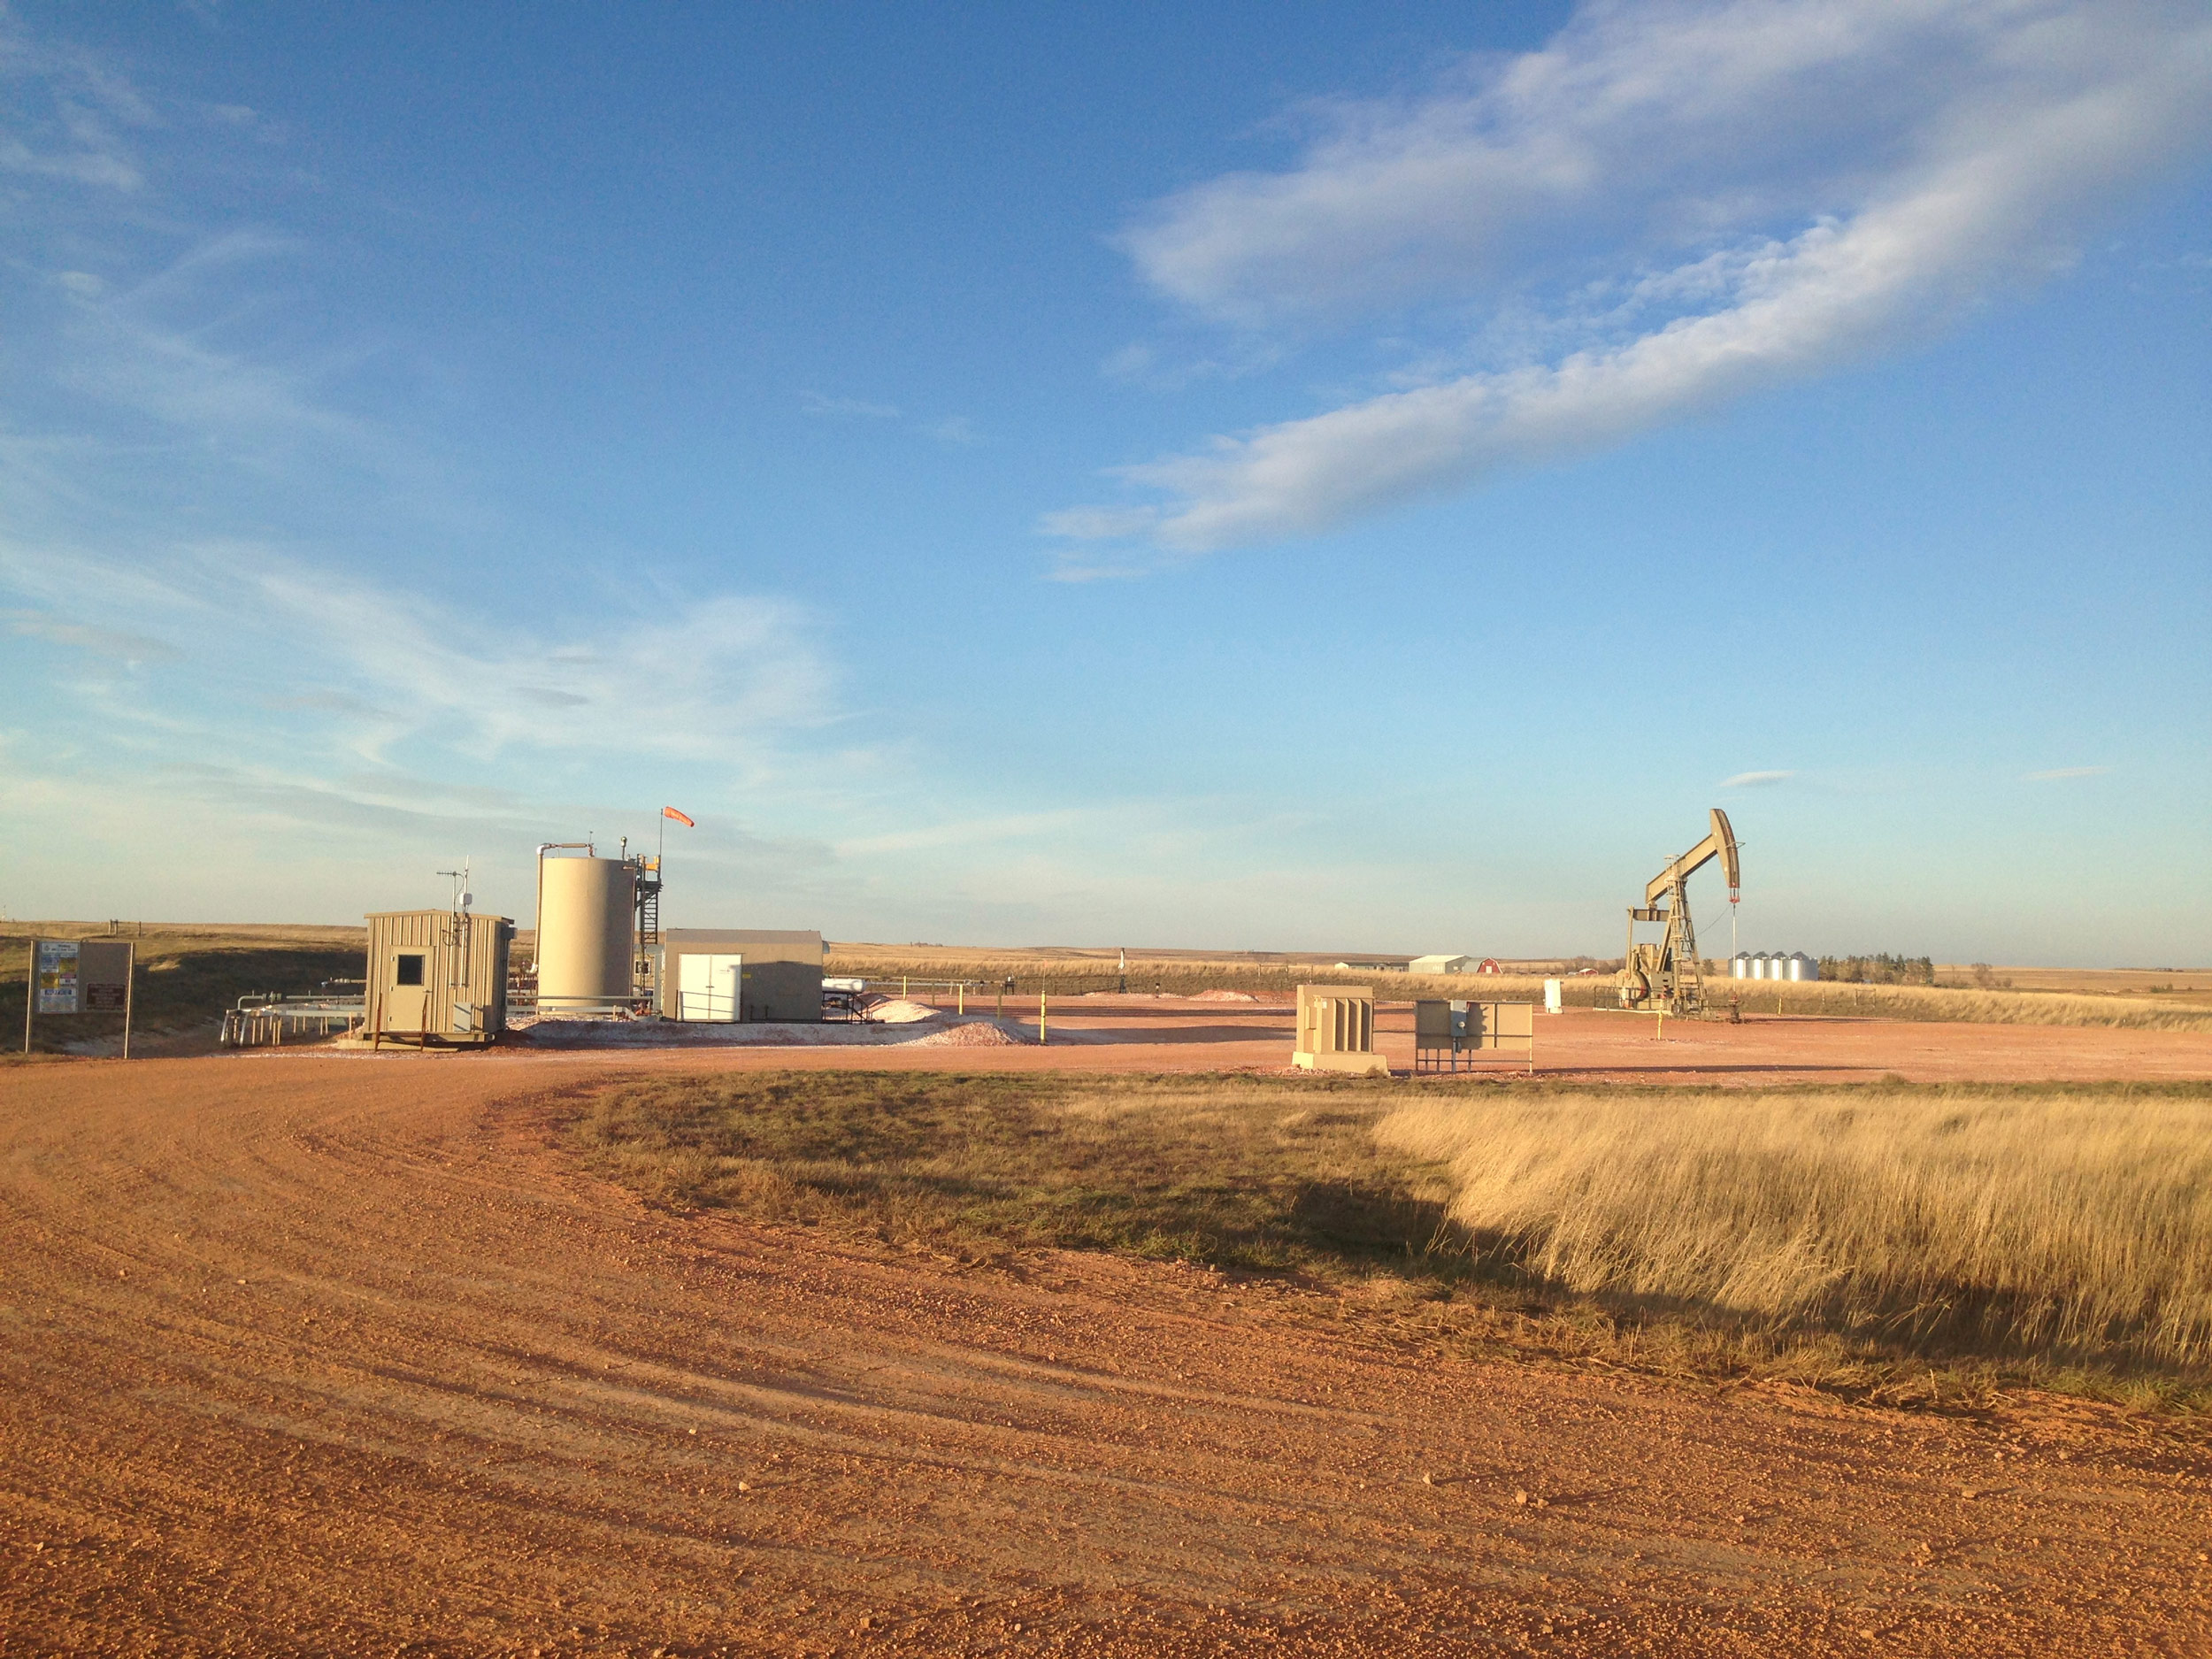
[[395, 953, 426, 987]]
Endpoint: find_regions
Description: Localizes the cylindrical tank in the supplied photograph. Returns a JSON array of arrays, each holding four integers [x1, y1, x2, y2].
[[1789, 951, 1816, 982], [1732, 952, 1750, 979], [536, 854, 635, 1010], [1750, 951, 1767, 979]]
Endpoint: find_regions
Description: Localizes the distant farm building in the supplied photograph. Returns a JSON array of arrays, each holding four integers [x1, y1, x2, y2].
[[1409, 954, 1476, 974]]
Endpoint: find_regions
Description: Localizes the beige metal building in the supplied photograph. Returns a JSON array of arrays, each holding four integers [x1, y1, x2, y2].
[[1409, 954, 1476, 974], [658, 928, 823, 1023], [364, 910, 514, 1045]]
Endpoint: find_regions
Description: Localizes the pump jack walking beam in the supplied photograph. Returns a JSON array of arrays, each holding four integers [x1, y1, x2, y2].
[[1620, 809, 1739, 1017]]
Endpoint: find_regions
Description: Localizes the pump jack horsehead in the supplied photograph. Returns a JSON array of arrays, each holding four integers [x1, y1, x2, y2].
[[1618, 808, 1740, 1017]]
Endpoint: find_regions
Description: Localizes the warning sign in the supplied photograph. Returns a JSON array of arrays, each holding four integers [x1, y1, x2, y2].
[[35, 940, 80, 1015]]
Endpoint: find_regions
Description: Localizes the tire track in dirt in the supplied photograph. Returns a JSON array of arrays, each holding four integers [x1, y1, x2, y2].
[[3, 1054, 2208, 1655]]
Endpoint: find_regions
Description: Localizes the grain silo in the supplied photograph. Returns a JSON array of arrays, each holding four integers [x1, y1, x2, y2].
[[535, 846, 636, 1012], [1731, 952, 1751, 979], [1786, 951, 1817, 982], [1750, 951, 1770, 979]]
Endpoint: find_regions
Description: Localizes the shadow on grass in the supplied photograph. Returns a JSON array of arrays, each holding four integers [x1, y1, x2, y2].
[[555, 1070, 2212, 1417]]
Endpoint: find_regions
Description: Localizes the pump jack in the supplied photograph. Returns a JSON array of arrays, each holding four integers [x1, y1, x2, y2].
[[1618, 808, 1740, 1016]]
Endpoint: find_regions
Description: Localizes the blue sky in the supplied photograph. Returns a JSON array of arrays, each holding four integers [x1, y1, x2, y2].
[[3, 1, 2207, 964]]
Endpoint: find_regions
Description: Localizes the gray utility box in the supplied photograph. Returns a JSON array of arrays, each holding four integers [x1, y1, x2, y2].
[[1413, 999, 1534, 1075]]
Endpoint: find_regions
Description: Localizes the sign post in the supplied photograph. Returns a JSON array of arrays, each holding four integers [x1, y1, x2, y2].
[[81, 941, 135, 1059]]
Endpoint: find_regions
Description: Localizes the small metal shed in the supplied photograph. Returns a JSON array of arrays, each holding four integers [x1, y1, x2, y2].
[[657, 928, 824, 1023], [1409, 954, 1476, 974], [364, 910, 513, 1045]]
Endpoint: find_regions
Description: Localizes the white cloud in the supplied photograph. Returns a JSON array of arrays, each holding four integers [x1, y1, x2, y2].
[[1721, 769, 1795, 787], [2024, 764, 2111, 781], [1056, 0, 2212, 549]]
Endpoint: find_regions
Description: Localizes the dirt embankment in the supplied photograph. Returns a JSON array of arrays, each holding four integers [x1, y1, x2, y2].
[[3, 1054, 2208, 1656]]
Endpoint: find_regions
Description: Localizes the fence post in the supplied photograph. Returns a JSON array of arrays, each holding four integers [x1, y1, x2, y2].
[[1039, 993, 1048, 1047]]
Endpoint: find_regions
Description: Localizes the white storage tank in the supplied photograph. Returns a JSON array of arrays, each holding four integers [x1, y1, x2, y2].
[[1749, 951, 1768, 979], [1788, 951, 1817, 982], [536, 851, 635, 1011], [1732, 952, 1751, 979]]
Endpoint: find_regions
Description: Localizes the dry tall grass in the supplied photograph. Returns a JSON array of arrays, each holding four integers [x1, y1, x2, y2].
[[1376, 1084, 2212, 1368], [1686, 977, 2212, 1032]]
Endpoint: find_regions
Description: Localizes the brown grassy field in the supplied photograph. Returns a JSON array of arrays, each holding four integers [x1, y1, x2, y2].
[[829, 946, 2212, 1032], [1937, 964, 2212, 1006], [0, 923, 365, 1055], [571, 1070, 2212, 1412]]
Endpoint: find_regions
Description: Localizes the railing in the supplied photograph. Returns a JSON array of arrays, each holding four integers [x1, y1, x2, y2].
[[674, 987, 734, 1021], [508, 993, 655, 1019], [219, 988, 366, 1048]]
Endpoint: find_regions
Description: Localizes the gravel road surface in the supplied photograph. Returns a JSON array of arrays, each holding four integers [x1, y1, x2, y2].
[[4, 1053, 2207, 1655]]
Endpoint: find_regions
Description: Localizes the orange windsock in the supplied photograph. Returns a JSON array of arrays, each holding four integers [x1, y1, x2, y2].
[[662, 806, 695, 827]]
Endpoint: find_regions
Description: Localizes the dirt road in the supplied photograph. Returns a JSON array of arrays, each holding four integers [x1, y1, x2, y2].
[[4, 1055, 2208, 1655]]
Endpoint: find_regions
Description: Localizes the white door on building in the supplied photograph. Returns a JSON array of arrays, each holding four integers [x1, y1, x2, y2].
[[677, 953, 742, 1021], [384, 949, 429, 1034]]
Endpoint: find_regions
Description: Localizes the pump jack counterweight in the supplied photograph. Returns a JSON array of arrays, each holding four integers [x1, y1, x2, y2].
[[1618, 808, 1740, 1017]]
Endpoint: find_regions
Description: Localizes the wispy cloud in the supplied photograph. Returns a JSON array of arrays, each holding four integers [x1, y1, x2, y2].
[[0, 19, 157, 192], [1053, 0, 2212, 549], [0, 12, 884, 916], [802, 393, 983, 449], [799, 390, 902, 419], [920, 415, 979, 446], [4, 609, 182, 664], [1041, 551, 1156, 585], [835, 809, 1087, 857], [2024, 764, 2111, 781], [1721, 769, 1795, 788], [2, 538, 835, 771]]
